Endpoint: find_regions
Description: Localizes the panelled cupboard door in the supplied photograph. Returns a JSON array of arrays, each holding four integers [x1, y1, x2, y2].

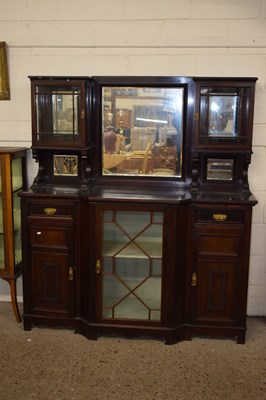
[[190, 222, 245, 326], [193, 258, 240, 324], [91, 203, 181, 327], [29, 221, 75, 318], [31, 251, 74, 316]]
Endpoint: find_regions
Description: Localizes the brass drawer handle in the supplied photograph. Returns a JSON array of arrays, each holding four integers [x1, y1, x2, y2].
[[213, 213, 227, 222], [44, 207, 57, 216], [68, 267, 74, 281]]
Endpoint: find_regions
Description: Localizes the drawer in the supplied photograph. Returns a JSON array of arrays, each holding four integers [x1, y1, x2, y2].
[[29, 203, 73, 217], [196, 231, 241, 255], [195, 209, 243, 224], [31, 226, 70, 248]]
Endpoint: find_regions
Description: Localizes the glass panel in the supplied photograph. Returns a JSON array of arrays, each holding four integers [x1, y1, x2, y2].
[[151, 259, 162, 276], [12, 158, 23, 191], [115, 295, 149, 320], [199, 87, 240, 141], [102, 274, 129, 317], [103, 257, 113, 273], [12, 158, 23, 266], [153, 212, 163, 224], [116, 211, 150, 238], [150, 310, 161, 320], [101, 210, 162, 321], [115, 257, 150, 289], [35, 85, 81, 143], [136, 224, 162, 258], [134, 277, 161, 309], [207, 158, 234, 181], [0, 200, 4, 268], [118, 242, 149, 258], [102, 87, 184, 177], [103, 223, 128, 256], [13, 192, 22, 265], [0, 160, 4, 268], [208, 95, 238, 137]]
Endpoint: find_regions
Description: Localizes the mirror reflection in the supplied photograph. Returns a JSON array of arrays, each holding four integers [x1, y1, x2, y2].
[[102, 87, 184, 177], [208, 95, 238, 137], [207, 158, 234, 181]]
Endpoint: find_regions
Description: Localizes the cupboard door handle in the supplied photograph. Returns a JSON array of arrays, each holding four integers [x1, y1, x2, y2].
[[68, 267, 74, 281], [44, 207, 57, 216], [213, 213, 227, 222], [191, 272, 197, 287], [81, 110, 85, 120], [95, 259, 101, 274]]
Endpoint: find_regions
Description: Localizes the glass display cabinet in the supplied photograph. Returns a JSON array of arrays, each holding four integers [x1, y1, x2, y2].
[[192, 78, 257, 192], [30, 77, 90, 148], [194, 79, 255, 149], [98, 208, 163, 321], [29, 77, 92, 188], [21, 76, 257, 344], [0, 148, 27, 322]]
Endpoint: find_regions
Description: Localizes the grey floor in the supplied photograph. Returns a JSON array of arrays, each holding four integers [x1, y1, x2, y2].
[[0, 302, 265, 400]]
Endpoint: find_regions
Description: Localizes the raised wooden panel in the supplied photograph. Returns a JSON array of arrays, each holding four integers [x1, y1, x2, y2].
[[197, 231, 241, 256], [196, 260, 238, 323], [31, 251, 74, 315]]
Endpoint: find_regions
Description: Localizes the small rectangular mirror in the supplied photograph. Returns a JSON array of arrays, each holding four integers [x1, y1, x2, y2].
[[53, 155, 78, 176], [207, 158, 234, 181]]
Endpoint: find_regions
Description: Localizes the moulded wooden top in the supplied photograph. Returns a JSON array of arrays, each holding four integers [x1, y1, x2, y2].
[[0, 147, 27, 154], [20, 182, 257, 207]]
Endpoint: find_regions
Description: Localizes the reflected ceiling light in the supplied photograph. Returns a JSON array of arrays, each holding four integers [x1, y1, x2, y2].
[[136, 117, 168, 124]]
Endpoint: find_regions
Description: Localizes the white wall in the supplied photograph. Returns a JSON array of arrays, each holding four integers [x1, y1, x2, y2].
[[0, 0, 265, 315]]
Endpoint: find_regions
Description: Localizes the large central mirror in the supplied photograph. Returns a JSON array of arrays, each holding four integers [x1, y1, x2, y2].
[[101, 86, 184, 177]]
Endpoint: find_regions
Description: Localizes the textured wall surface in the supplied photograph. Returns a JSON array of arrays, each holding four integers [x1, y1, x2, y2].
[[0, 0, 265, 315]]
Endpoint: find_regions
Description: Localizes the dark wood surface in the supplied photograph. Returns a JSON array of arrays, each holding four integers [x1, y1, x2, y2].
[[21, 76, 258, 343]]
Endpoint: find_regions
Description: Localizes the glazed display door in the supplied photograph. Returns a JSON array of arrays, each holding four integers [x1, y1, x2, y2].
[[95, 205, 165, 324]]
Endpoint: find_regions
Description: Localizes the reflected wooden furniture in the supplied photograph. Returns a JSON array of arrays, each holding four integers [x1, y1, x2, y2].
[[104, 143, 152, 173], [141, 142, 152, 174], [103, 152, 134, 169], [103, 153, 131, 169], [151, 144, 177, 174], [0, 148, 27, 322], [115, 143, 152, 174]]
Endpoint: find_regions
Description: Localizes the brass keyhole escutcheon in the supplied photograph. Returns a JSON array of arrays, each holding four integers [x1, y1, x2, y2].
[[191, 272, 197, 287], [95, 259, 101, 274], [68, 267, 74, 281]]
